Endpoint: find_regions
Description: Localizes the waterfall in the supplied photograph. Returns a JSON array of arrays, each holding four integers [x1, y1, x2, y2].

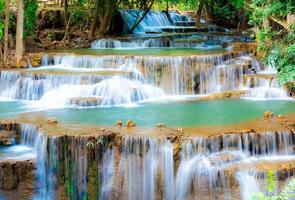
[[14, 124, 295, 200], [19, 124, 52, 199], [100, 148, 115, 200], [91, 38, 222, 49], [236, 171, 261, 200], [243, 78, 290, 100], [0, 52, 291, 107], [120, 10, 173, 33], [161, 141, 174, 200], [184, 131, 295, 156]]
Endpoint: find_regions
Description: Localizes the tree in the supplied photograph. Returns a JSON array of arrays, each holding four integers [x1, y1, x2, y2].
[[129, 0, 154, 33], [195, 0, 203, 24], [195, 0, 212, 25], [15, 0, 24, 66], [249, 0, 295, 94], [3, 0, 9, 65]]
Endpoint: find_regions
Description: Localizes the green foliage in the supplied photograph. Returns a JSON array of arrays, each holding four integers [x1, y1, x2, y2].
[[249, 0, 294, 27], [279, 178, 295, 200], [250, 0, 295, 92], [0, 20, 4, 41], [24, 0, 38, 36], [250, 170, 295, 200], [0, 0, 5, 41], [266, 170, 276, 194]]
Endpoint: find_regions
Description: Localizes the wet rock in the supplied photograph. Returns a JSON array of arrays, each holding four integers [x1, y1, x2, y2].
[[68, 97, 102, 107], [37, 9, 65, 29], [126, 120, 136, 127], [264, 111, 273, 120], [0, 160, 36, 191], [176, 128, 184, 134], [230, 41, 258, 54], [0, 130, 15, 146], [28, 53, 43, 67], [156, 123, 166, 128], [116, 120, 123, 127], [47, 117, 58, 124]]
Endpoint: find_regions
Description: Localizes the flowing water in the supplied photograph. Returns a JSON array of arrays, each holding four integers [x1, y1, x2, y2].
[[11, 125, 295, 200], [0, 10, 294, 200], [119, 10, 195, 33], [0, 51, 291, 109]]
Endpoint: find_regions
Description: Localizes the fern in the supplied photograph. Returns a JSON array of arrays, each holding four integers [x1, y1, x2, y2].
[[250, 170, 295, 200], [278, 179, 295, 200], [266, 170, 276, 195]]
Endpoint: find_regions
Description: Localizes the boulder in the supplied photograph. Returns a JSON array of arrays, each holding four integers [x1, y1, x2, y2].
[[116, 120, 123, 127], [28, 53, 43, 67], [47, 117, 58, 124], [156, 123, 166, 128], [264, 111, 273, 120], [126, 120, 136, 128]]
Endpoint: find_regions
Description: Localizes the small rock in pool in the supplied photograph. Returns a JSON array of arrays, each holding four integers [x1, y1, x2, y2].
[[263, 111, 273, 120], [126, 120, 136, 128], [156, 123, 166, 128], [47, 117, 58, 124], [176, 128, 184, 133], [116, 120, 123, 127]]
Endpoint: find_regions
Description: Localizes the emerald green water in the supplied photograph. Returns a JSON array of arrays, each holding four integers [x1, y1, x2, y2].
[[41, 99, 295, 127], [52, 47, 226, 56], [1, 99, 294, 127], [0, 101, 27, 119]]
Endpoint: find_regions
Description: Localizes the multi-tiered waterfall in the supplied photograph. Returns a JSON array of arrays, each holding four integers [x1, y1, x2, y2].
[[0, 51, 291, 109], [120, 10, 196, 33], [0, 9, 294, 200], [0, 122, 293, 200]]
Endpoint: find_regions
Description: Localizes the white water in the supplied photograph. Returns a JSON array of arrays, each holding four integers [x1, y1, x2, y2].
[[91, 38, 222, 49], [237, 171, 261, 200], [0, 52, 291, 108], [0, 145, 36, 161], [120, 10, 169, 33], [243, 77, 291, 100], [14, 123, 295, 200]]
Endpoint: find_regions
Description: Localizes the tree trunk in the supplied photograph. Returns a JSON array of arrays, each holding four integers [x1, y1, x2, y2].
[[90, 0, 100, 39], [287, 14, 295, 30], [15, 0, 24, 67], [195, 0, 204, 25], [97, 8, 111, 35], [63, 0, 71, 41], [129, 0, 154, 33], [3, 0, 10, 65], [204, 3, 213, 22], [237, 8, 247, 30], [166, 0, 168, 13]]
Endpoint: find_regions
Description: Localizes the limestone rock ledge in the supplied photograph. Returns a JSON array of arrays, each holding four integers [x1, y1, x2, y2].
[[0, 159, 36, 200]]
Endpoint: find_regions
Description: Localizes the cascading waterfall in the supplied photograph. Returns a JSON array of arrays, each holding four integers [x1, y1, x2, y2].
[[15, 123, 295, 200], [91, 38, 222, 49], [20, 124, 51, 199], [91, 34, 252, 49], [236, 171, 261, 200], [120, 10, 169, 33], [243, 77, 290, 100], [161, 141, 175, 200], [0, 52, 291, 108]]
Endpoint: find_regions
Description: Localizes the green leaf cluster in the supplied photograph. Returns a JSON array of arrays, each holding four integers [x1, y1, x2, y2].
[[250, 170, 295, 200], [0, 0, 5, 41], [24, 0, 38, 36]]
